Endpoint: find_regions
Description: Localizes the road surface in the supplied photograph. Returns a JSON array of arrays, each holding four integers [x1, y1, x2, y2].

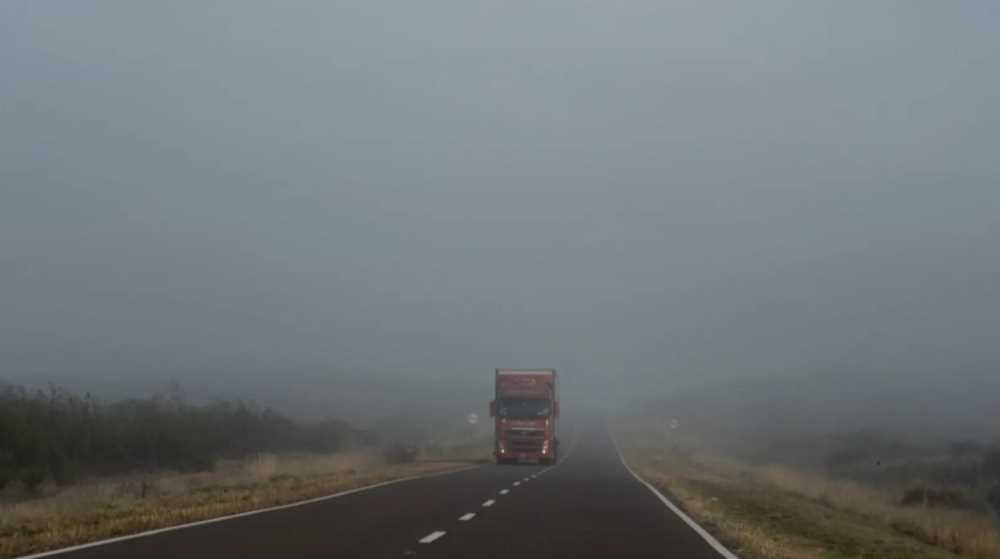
[[26, 421, 733, 559]]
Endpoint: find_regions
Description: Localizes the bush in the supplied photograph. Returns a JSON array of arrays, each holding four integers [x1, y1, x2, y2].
[[383, 443, 418, 464], [986, 484, 1000, 514], [982, 448, 1000, 482], [949, 440, 985, 459], [0, 449, 15, 490], [900, 486, 972, 509], [0, 383, 372, 488], [824, 431, 911, 472], [20, 467, 47, 493]]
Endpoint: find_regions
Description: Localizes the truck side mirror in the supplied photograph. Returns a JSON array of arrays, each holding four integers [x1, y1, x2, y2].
[[489, 400, 496, 417]]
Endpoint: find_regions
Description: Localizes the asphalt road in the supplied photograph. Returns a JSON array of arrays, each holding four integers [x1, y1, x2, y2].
[[29, 421, 732, 559]]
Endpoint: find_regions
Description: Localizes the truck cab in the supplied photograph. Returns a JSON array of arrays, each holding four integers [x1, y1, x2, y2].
[[489, 369, 558, 465]]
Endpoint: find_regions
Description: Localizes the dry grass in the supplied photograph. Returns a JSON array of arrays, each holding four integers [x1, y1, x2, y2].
[[0, 452, 470, 559], [749, 463, 1000, 557], [620, 431, 1000, 559], [420, 424, 494, 463]]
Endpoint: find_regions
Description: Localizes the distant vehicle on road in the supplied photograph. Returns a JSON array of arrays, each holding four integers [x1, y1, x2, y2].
[[489, 369, 559, 464]]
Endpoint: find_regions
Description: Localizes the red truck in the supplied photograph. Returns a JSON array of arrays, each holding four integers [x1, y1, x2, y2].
[[489, 369, 559, 464]]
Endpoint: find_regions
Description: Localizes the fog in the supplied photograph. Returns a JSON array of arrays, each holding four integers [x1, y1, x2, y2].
[[2, 2, 998, 441]]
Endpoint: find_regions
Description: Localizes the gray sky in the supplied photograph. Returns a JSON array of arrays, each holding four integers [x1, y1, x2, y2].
[[2, 2, 999, 437]]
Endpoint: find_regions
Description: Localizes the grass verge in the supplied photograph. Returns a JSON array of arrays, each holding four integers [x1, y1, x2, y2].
[[621, 441, 1000, 559], [0, 452, 471, 559]]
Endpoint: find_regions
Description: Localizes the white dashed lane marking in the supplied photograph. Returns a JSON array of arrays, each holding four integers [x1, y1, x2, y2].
[[419, 531, 446, 544], [512, 481, 520, 486], [458, 513, 475, 522], [482, 499, 495, 507], [499, 489, 510, 495]]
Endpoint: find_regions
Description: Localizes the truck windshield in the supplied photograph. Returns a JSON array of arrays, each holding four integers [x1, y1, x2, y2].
[[497, 398, 551, 419]]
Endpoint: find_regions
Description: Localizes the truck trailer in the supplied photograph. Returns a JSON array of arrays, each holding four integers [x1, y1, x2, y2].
[[489, 369, 559, 464]]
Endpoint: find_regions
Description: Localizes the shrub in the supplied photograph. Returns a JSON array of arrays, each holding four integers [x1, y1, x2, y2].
[[986, 484, 1000, 514], [20, 467, 47, 493], [0, 383, 372, 489], [949, 440, 985, 459], [0, 449, 15, 490], [383, 443, 418, 464], [900, 486, 972, 509], [982, 448, 1000, 482]]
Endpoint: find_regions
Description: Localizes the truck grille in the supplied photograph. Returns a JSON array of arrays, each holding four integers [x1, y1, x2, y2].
[[509, 439, 544, 452], [508, 428, 545, 438], [505, 429, 545, 452]]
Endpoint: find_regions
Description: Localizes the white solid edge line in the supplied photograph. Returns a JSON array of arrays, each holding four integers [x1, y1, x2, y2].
[[458, 513, 476, 521], [418, 531, 447, 544], [15, 465, 480, 559], [611, 435, 740, 559], [482, 499, 495, 507]]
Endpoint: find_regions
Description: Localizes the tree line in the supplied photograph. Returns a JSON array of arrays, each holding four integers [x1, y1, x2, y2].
[[0, 383, 374, 491]]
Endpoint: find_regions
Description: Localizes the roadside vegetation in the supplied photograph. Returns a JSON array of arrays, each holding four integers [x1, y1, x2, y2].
[[0, 383, 478, 559], [421, 426, 494, 464], [0, 383, 374, 493], [0, 450, 467, 559], [618, 418, 1000, 559]]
